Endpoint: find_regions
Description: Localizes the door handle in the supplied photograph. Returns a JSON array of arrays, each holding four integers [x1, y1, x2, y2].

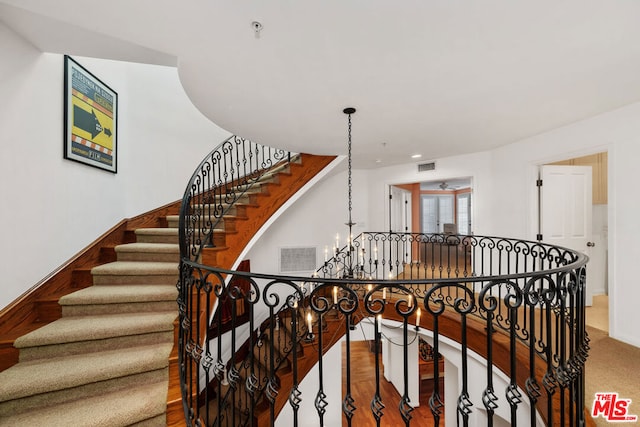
[[587, 242, 595, 247]]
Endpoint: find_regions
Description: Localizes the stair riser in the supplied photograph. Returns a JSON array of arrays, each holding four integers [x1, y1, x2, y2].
[[220, 218, 238, 232], [166, 356, 184, 425], [166, 398, 186, 426], [196, 193, 252, 206], [93, 274, 179, 286], [0, 368, 168, 418], [19, 331, 174, 362], [195, 189, 262, 206], [183, 231, 227, 247], [225, 193, 257, 204], [176, 215, 231, 229], [62, 301, 178, 317], [171, 217, 227, 231], [191, 205, 247, 218], [258, 174, 281, 185], [212, 231, 227, 247], [116, 252, 179, 262]]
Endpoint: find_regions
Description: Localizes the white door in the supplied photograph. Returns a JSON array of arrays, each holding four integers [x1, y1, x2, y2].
[[540, 165, 593, 305], [456, 193, 472, 235], [390, 186, 411, 234], [389, 186, 412, 267]]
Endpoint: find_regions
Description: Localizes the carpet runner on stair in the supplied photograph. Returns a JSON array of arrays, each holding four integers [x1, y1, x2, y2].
[[0, 227, 179, 427], [0, 153, 333, 426]]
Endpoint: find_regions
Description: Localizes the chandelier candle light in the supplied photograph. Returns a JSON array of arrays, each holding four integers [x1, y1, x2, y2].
[[305, 311, 315, 342]]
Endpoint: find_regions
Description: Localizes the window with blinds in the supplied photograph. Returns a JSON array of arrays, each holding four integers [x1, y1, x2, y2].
[[421, 194, 454, 234]]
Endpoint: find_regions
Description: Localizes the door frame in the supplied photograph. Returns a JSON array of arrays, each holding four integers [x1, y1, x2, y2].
[[529, 147, 613, 332]]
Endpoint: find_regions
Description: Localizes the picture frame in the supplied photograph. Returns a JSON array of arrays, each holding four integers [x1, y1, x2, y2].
[[63, 55, 118, 173]]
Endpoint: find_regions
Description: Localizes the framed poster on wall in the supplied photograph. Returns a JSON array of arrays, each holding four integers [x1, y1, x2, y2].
[[63, 55, 118, 173]]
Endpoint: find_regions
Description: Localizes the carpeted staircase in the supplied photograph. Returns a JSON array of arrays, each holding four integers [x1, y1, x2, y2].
[[0, 153, 336, 426], [0, 227, 180, 426]]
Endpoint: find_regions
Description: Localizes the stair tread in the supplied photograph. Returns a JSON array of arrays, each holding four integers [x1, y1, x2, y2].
[[0, 343, 172, 402], [115, 242, 179, 253], [192, 202, 254, 208], [166, 214, 243, 222], [0, 381, 168, 427], [0, 322, 49, 344], [135, 228, 179, 235], [60, 285, 178, 305], [14, 311, 177, 348], [91, 261, 179, 275]]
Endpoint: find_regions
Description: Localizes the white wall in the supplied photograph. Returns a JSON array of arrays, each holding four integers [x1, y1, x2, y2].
[[0, 22, 230, 309], [246, 150, 495, 279], [329, 104, 640, 348], [4, 17, 640, 348], [275, 336, 343, 427], [433, 333, 542, 427], [591, 204, 608, 295], [381, 321, 420, 406], [364, 151, 494, 236], [289, 318, 542, 426], [246, 102, 640, 348], [488, 102, 640, 347], [245, 166, 366, 277]]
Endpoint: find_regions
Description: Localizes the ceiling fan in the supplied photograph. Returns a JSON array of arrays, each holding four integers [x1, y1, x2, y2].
[[439, 181, 456, 190]]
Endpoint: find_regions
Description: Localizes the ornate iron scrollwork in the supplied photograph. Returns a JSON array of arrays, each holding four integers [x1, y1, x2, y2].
[[177, 150, 590, 427]]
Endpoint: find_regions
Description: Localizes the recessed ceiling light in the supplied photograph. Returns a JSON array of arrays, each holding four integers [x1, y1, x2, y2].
[[375, 159, 382, 163], [411, 154, 422, 159]]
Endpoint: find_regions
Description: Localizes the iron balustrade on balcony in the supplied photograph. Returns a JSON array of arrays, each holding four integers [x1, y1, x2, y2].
[[177, 231, 589, 427], [175, 134, 588, 426]]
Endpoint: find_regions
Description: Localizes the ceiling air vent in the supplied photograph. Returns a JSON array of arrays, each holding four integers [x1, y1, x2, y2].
[[418, 162, 435, 172]]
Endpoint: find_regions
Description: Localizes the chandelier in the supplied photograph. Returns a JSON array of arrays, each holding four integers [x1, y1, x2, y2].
[[321, 107, 377, 280]]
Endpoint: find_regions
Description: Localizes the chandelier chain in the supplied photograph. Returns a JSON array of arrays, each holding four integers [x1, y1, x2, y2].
[[347, 112, 353, 228]]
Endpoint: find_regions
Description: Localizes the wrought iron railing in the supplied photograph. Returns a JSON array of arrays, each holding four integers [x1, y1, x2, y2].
[[178, 135, 290, 263], [178, 230, 589, 426]]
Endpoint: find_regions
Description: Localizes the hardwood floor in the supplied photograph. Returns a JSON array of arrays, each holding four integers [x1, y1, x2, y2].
[[342, 340, 443, 427]]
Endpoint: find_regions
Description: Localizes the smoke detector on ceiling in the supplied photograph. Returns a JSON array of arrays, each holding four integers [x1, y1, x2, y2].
[[251, 21, 263, 38]]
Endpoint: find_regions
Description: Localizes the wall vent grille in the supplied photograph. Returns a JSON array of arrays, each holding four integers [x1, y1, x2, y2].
[[418, 162, 436, 172], [279, 247, 317, 273]]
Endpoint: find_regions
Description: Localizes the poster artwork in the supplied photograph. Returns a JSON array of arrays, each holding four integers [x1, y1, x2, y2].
[[64, 55, 118, 173]]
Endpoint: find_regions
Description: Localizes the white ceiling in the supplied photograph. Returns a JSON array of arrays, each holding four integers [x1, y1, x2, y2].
[[3, 0, 640, 168]]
